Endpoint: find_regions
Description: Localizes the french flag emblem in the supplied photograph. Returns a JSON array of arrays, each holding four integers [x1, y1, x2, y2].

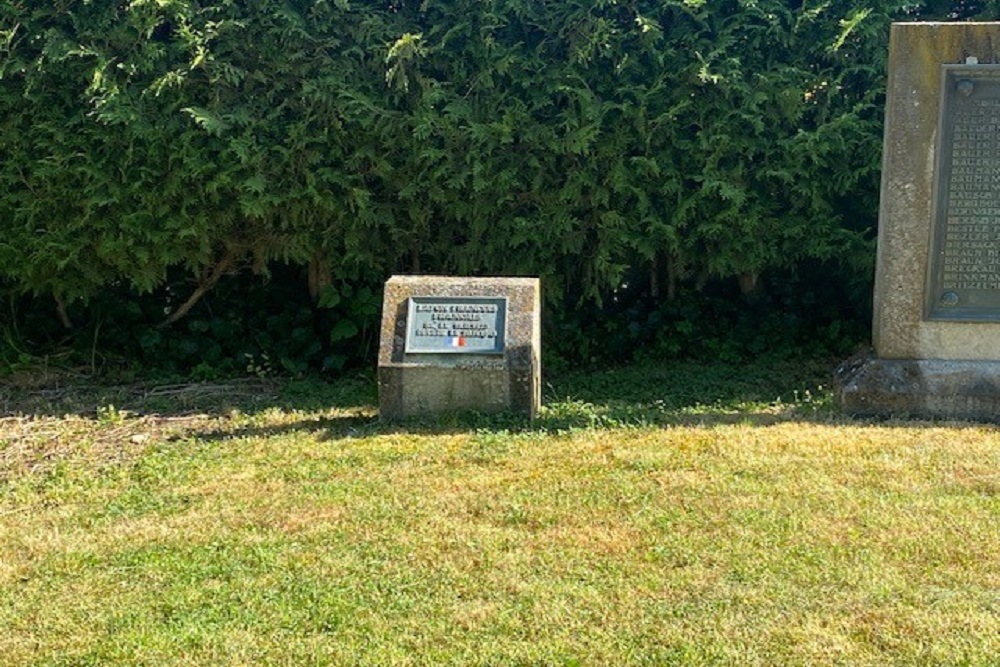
[[447, 336, 466, 348]]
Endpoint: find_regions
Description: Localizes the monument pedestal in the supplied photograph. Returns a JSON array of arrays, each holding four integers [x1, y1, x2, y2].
[[838, 357, 1000, 419]]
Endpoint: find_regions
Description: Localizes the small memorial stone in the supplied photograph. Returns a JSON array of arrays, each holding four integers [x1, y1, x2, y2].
[[378, 276, 541, 420]]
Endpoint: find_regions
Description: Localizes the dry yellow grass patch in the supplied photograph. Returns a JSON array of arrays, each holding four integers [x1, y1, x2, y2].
[[2, 388, 1000, 665]]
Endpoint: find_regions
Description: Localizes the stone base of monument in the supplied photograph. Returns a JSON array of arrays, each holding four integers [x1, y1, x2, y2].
[[837, 356, 1000, 420], [378, 275, 541, 421]]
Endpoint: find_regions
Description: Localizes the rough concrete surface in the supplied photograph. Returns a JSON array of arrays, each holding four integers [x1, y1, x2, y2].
[[842, 23, 1000, 419], [875, 22, 1000, 360], [838, 356, 1000, 419], [378, 275, 541, 420]]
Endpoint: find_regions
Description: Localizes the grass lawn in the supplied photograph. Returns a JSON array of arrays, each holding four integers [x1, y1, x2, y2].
[[2, 357, 999, 666]]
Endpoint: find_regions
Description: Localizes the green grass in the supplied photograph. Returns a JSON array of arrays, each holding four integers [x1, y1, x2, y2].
[[2, 357, 999, 666]]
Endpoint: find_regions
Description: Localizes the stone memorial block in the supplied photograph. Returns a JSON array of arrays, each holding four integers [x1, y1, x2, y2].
[[839, 22, 1000, 418], [378, 276, 541, 420]]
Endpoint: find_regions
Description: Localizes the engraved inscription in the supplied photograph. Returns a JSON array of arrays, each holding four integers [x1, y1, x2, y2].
[[943, 97, 1000, 290], [404, 297, 506, 354], [928, 66, 1000, 319]]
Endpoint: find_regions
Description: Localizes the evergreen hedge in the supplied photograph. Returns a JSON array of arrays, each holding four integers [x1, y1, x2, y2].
[[1, 1, 994, 373]]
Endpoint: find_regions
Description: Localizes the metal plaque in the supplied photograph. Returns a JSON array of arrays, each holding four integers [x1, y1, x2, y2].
[[927, 65, 1000, 320], [404, 296, 506, 354]]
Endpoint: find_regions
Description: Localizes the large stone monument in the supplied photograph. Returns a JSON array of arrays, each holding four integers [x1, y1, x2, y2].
[[378, 275, 541, 420], [839, 22, 1000, 418]]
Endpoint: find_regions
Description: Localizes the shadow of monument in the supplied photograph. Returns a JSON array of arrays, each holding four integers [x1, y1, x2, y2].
[[4, 359, 995, 443]]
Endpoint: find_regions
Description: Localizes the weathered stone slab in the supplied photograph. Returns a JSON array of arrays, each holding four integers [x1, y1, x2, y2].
[[838, 357, 1000, 420], [874, 22, 1000, 360], [378, 276, 540, 420], [840, 22, 1000, 419]]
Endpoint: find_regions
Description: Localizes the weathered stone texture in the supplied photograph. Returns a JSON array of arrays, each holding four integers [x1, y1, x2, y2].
[[875, 23, 1000, 360], [842, 22, 1000, 418], [838, 357, 1000, 420], [378, 276, 541, 420]]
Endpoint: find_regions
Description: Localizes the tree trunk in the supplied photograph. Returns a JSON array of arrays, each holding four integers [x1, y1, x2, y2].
[[159, 250, 236, 328], [308, 251, 332, 304], [410, 244, 421, 273], [666, 254, 679, 302], [649, 255, 660, 300], [54, 294, 73, 329], [737, 271, 759, 296]]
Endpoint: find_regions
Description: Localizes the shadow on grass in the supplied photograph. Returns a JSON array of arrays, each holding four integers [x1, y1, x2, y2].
[[4, 356, 984, 441], [178, 356, 861, 444], [0, 374, 377, 420]]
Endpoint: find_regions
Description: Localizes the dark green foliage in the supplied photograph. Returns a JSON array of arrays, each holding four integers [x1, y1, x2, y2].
[[0, 1, 994, 374], [549, 259, 873, 371], [3, 266, 382, 380]]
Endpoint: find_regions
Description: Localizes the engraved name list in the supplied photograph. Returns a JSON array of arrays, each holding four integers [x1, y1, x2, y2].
[[943, 97, 1000, 291], [928, 67, 1000, 319]]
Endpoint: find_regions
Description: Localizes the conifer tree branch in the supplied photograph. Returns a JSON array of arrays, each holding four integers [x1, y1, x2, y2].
[[158, 250, 237, 328]]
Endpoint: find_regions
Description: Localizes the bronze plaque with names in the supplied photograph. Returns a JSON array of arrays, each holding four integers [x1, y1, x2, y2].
[[927, 65, 1000, 320]]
